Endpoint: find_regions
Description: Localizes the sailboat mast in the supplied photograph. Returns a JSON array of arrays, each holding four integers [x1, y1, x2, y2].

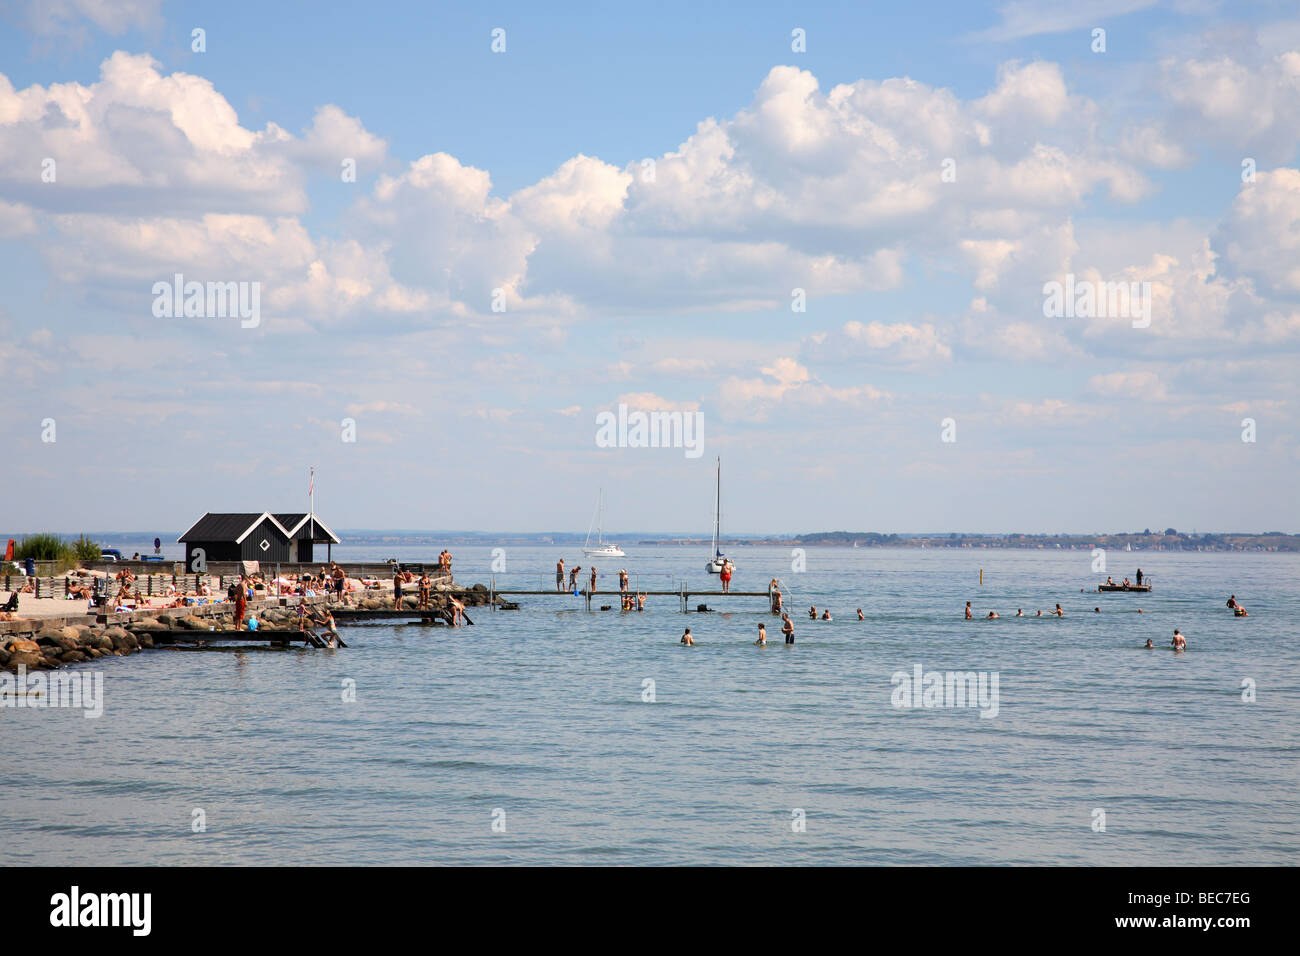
[[712, 458, 721, 556]]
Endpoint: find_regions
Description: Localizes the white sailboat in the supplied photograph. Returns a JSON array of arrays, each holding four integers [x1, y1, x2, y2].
[[705, 457, 730, 574], [583, 489, 625, 558]]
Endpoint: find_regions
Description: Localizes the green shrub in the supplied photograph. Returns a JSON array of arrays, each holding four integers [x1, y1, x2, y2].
[[13, 533, 74, 563], [72, 534, 101, 562]]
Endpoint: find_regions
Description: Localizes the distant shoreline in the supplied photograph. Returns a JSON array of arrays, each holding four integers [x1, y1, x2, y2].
[[14, 530, 1292, 553]]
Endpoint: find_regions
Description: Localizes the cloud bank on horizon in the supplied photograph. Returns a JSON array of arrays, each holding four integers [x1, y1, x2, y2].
[[1, 0, 1297, 536]]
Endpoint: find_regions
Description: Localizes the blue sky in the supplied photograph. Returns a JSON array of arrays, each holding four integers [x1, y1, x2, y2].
[[1, 0, 1298, 535]]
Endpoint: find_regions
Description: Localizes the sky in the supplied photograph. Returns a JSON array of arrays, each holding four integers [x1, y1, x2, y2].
[[1, 0, 1298, 536]]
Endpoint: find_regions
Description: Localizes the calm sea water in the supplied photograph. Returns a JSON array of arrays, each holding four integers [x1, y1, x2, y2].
[[2, 545, 1296, 865]]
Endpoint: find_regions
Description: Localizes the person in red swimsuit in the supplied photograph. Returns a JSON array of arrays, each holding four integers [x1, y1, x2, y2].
[[720, 559, 733, 593]]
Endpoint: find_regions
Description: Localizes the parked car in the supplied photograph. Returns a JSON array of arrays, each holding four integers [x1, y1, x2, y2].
[[101, 549, 123, 562]]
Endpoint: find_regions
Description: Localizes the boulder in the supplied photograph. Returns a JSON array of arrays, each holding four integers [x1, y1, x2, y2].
[[59, 650, 88, 664], [92, 634, 114, 651], [131, 618, 164, 631], [0, 647, 8, 667], [6, 649, 43, 671], [60, 626, 82, 643], [137, 634, 154, 649]]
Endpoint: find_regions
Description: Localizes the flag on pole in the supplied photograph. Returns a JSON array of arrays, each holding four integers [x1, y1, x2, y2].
[[309, 467, 314, 497]]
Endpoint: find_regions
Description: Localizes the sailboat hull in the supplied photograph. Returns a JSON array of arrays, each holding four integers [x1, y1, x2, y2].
[[584, 545, 625, 557]]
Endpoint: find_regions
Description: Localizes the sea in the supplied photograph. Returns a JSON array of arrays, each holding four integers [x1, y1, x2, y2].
[[1, 544, 1296, 865]]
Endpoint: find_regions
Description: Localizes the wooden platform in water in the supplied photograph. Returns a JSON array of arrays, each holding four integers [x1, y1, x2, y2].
[[1097, 584, 1152, 592], [135, 628, 345, 647]]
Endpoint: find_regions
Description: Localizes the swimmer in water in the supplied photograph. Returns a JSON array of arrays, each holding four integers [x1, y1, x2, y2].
[[1234, 605, 1249, 617], [1036, 610, 1043, 617], [809, 605, 817, 620], [637, 592, 646, 611], [681, 628, 694, 646], [965, 601, 973, 620], [755, 623, 767, 646], [857, 608, 864, 621], [1144, 638, 1154, 649], [1015, 609, 1023, 617], [1053, 604, 1064, 617], [1171, 629, 1186, 651], [1094, 607, 1100, 613], [987, 611, 999, 619], [821, 610, 831, 621], [781, 613, 795, 645]]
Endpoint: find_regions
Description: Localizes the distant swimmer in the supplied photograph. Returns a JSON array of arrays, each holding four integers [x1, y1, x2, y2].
[[821, 610, 832, 621], [987, 611, 999, 619], [857, 608, 864, 621], [768, 580, 783, 614], [1171, 629, 1186, 650], [1035, 610, 1043, 617], [1015, 609, 1023, 617], [1094, 607, 1101, 613], [1144, 638, 1154, 649], [1234, 605, 1249, 617], [556, 558, 565, 592], [809, 605, 817, 619], [755, 623, 767, 646], [781, 613, 795, 645], [1106, 576, 1114, 586], [1053, 604, 1064, 617], [681, 628, 694, 646], [965, 601, 973, 620], [637, 592, 646, 611], [1137, 608, 1143, 613], [1226, 595, 1237, 609]]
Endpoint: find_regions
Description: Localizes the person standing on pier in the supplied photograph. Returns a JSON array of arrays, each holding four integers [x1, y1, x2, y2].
[[768, 579, 782, 614], [720, 559, 733, 593], [556, 558, 565, 592], [418, 572, 431, 609], [232, 576, 247, 630], [590, 566, 598, 594], [619, 569, 629, 592], [1136, 568, 1143, 587], [393, 572, 405, 611], [569, 565, 581, 591]]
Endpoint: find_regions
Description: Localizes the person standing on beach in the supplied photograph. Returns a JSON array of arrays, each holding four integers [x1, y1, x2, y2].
[[781, 613, 795, 644], [556, 558, 565, 592]]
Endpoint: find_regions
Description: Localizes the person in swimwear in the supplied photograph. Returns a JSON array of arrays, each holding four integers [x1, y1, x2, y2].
[[1144, 638, 1154, 649], [781, 613, 795, 645], [965, 601, 973, 620], [857, 608, 864, 621], [1094, 607, 1101, 613], [393, 572, 404, 611], [590, 566, 597, 594], [569, 565, 581, 590], [1015, 609, 1023, 617], [1106, 576, 1114, 586], [1234, 605, 1249, 617], [1053, 604, 1064, 617], [1036, 610, 1043, 617], [755, 623, 767, 646], [987, 611, 999, 619], [556, 558, 565, 592], [821, 609, 831, 621], [720, 560, 733, 593], [619, 569, 629, 593], [680, 627, 694, 646], [1171, 629, 1186, 650], [809, 605, 817, 619], [1226, 595, 1237, 609], [636, 592, 646, 611]]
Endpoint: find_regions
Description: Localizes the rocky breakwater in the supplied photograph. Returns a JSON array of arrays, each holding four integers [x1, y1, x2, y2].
[[1, 621, 147, 673]]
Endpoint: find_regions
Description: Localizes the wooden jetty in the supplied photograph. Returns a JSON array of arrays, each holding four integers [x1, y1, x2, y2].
[[125, 627, 347, 648], [331, 607, 473, 626], [1097, 584, 1152, 593]]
